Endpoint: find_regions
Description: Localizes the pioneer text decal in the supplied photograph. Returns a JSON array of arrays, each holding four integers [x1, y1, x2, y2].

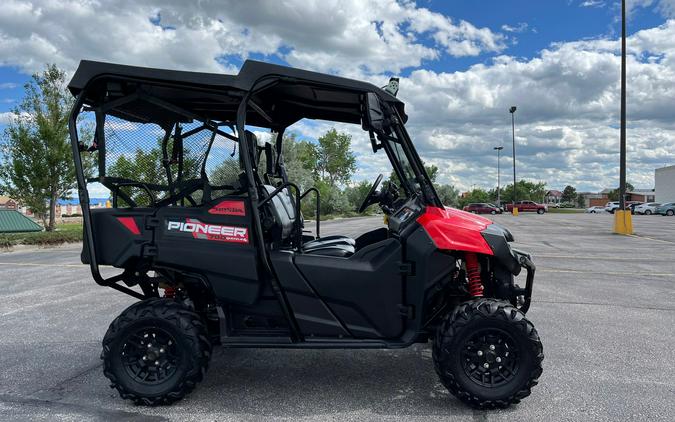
[[167, 219, 249, 243]]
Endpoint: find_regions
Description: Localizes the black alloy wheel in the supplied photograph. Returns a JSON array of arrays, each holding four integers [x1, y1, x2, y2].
[[101, 298, 211, 405], [460, 328, 520, 388], [433, 299, 543, 409]]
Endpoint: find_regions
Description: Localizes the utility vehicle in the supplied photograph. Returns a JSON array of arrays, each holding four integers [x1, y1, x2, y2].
[[68, 60, 543, 409]]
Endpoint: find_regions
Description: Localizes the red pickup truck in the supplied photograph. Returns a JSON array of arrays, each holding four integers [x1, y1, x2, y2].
[[505, 200, 548, 214]]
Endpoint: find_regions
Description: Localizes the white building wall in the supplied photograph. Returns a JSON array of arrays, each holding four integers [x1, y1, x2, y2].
[[655, 165, 675, 203]]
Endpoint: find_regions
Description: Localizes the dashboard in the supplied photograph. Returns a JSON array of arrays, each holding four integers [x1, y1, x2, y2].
[[387, 195, 424, 234]]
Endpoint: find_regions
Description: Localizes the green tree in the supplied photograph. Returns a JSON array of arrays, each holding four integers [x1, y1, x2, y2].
[[314, 179, 352, 216], [281, 133, 316, 193], [425, 164, 439, 183], [390, 163, 438, 185], [0, 64, 77, 231], [459, 188, 491, 207], [435, 184, 459, 207], [314, 128, 356, 186], [108, 137, 199, 206], [607, 182, 635, 201], [344, 180, 376, 213], [501, 180, 547, 203], [561, 185, 577, 204]]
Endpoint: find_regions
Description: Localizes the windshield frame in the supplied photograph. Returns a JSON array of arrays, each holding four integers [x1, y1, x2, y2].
[[375, 107, 442, 208]]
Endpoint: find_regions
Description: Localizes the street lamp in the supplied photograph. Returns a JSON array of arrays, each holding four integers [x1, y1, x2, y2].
[[494, 146, 504, 207], [509, 106, 517, 208]]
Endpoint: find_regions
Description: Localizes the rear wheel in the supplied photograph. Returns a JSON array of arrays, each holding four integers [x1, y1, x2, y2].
[[667, 210, 674, 216], [101, 298, 212, 405], [433, 299, 543, 409], [645, 210, 652, 215]]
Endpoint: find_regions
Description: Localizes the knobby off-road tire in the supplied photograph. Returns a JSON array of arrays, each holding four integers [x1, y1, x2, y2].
[[101, 298, 212, 405], [433, 299, 543, 409]]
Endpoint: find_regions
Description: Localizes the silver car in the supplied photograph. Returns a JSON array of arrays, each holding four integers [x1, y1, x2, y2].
[[634, 202, 661, 215], [586, 206, 606, 213]]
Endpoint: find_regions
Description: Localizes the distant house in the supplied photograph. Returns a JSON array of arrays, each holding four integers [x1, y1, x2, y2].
[[544, 190, 562, 206], [579, 192, 609, 208], [627, 189, 656, 203], [0, 196, 18, 210], [55, 198, 109, 217]]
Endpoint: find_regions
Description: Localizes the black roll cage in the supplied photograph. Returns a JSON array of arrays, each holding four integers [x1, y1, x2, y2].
[[68, 72, 441, 324]]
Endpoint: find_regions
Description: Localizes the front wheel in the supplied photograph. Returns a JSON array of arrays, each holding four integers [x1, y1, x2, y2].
[[645, 210, 652, 215], [433, 299, 544, 409], [101, 298, 212, 405], [537, 209, 544, 214], [667, 210, 674, 216]]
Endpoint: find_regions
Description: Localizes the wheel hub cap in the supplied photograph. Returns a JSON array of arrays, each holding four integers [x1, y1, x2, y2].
[[461, 329, 520, 388], [121, 328, 179, 384]]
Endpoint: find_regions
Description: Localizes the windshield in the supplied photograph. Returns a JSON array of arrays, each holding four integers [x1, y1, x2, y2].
[[388, 137, 420, 193]]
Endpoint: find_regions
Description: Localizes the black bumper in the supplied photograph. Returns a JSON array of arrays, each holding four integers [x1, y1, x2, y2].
[[512, 248, 535, 313]]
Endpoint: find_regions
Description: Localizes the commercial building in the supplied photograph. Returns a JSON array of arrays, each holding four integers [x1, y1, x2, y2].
[[655, 165, 675, 203]]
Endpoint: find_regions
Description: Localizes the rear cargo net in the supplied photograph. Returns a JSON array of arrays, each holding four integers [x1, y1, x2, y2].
[[78, 108, 242, 208]]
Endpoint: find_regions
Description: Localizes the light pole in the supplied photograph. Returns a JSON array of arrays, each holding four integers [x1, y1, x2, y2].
[[494, 146, 504, 207], [509, 106, 517, 208], [615, 0, 632, 233]]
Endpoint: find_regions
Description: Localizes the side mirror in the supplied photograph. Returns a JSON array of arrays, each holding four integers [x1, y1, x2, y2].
[[362, 92, 386, 133]]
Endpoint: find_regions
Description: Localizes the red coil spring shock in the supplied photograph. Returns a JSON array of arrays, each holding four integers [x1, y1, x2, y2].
[[464, 253, 484, 297], [163, 287, 176, 299]]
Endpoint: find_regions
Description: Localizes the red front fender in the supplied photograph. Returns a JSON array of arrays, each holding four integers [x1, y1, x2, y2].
[[416, 206, 494, 255]]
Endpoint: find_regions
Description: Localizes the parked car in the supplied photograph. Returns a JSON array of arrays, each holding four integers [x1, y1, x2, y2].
[[604, 201, 620, 213], [462, 203, 502, 214], [626, 201, 643, 214], [585, 206, 606, 213], [634, 202, 661, 215], [505, 200, 548, 214], [655, 202, 675, 216]]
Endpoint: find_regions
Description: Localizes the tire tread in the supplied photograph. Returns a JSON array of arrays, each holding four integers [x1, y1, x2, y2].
[[101, 298, 211, 406], [432, 298, 544, 409]]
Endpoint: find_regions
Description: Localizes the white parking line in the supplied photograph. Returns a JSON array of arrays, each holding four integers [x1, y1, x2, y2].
[[0, 262, 85, 269], [539, 268, 675, 277]]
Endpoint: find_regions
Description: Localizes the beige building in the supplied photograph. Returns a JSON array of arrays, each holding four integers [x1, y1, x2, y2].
[[655, 165, 675, 203]]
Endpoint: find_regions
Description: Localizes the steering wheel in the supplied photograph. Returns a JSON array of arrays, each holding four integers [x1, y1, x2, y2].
[[358, 174, 384, 213]]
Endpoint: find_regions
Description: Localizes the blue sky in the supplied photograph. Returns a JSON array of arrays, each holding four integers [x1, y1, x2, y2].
[[1, 0, 674, 192]]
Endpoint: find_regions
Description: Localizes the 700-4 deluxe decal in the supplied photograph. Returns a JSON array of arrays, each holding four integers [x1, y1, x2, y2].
[[167, 218, 249, 244]]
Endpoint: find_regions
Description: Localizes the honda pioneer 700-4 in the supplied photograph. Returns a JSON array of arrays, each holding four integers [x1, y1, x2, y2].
[[67, 60, 543, 409]]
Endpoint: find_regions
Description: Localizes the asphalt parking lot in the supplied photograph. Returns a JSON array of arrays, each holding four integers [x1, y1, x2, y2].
[[0, 213, 674, 421]]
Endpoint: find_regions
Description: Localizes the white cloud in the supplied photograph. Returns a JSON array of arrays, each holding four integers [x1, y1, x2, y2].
[[627, 0, 675, 17], [0, 0, 505, 76], [0, 1, 673, 192], [393, 20, 675, 191], [0, 111, 17, 125], [0, 82, 17, 89], [580, 1, 606, 8], [501, 22, 530, 33]]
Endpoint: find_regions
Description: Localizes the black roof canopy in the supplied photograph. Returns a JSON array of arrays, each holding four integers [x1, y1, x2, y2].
[[68, 60, 405, 128]]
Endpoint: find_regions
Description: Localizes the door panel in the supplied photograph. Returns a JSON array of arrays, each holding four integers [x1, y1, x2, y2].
[[294, 239, 404, 339], [153, 197, 261, 304]]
